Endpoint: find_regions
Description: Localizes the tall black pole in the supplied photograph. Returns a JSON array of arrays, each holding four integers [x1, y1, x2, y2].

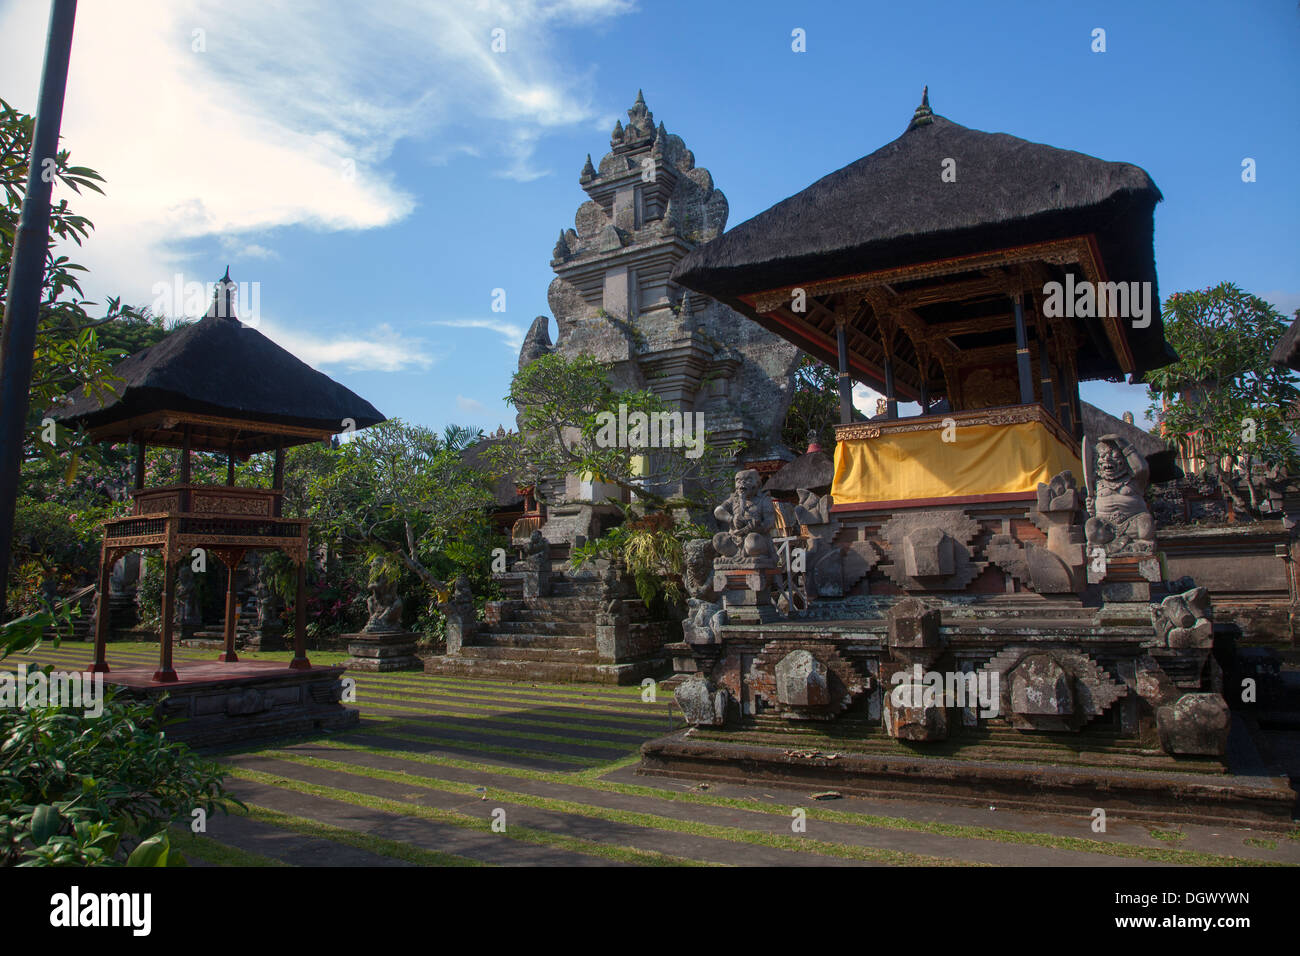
[[836, 321, 853, 424], [0, 0, 79, 619]]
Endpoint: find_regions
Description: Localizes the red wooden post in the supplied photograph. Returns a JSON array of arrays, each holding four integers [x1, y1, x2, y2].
[[90, 543, 112, 673], [219, 551, 241, 662], [153, 549, 178, 682], [290, 558, 311, 670]]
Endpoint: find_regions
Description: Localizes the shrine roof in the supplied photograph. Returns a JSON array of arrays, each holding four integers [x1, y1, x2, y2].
[[672, 91, 1172, 379], [50, 272, 384, 452], [1271, 314, 1300, 371]]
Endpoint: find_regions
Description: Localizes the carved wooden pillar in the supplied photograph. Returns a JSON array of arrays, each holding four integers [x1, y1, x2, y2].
[[90, 541, 114, 674], [879, 315, 898, 419], [835, 319, 853, 425], [272, 437, 285, 518], [290, 553, 311, 670], [216, 548, 245, 662], [1012, 293, 1034, 406], [179, 424, 192, 511], [133, 436, 146, 492], [154, 537, 179, 682], [914, 341, 931, 414]]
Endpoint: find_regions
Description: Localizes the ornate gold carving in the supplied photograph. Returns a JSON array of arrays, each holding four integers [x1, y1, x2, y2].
[[191, 493, 271, 516]]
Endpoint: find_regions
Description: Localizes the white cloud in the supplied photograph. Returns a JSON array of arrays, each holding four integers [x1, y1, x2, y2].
[[456, 395, 488, 414], [258, 320, 435, 373], [0, 0, 637, 309], [433, 318, 527, 350]]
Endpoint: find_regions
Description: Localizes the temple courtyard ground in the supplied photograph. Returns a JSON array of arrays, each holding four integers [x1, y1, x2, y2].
[[6, 641, 1298, 867]]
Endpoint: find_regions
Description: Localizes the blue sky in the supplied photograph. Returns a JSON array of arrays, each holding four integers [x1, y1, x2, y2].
[[1, 0, 1296, 431]]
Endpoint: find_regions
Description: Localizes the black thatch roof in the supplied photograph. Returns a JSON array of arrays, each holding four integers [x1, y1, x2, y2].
[[673, 96, 1171, 381], [764, 449, 833, 493], [1272, 315, 1300, 371], [51, 275, 384, 452], [463, 436, 524, 509], [1079, 401, 1181, 484]]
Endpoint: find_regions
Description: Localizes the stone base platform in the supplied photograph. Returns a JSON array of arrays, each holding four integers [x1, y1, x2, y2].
[[345, 630, 420, 671], [424, 653, 667, 686], [639, 720, 1298, 830], [103, 660, 359, 751]]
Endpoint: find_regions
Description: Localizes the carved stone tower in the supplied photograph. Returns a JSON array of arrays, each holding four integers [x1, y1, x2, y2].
[[521, 91, 800, 518]]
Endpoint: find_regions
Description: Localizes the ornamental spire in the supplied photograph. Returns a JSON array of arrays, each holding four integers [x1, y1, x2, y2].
[[907, 85, 934, 132]]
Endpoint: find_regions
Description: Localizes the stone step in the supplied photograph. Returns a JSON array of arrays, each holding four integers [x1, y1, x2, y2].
[[424, 654, 667, 686], [491, 619, 596, 637], [511, 607, 603, 623], [472, 632, 592, 650], [458, 645, 599, 664]]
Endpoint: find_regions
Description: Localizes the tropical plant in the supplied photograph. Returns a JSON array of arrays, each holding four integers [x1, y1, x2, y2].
[[571, 505, 707, 607], [0, 686, 235, 866], [1144, 283, 1299, 515]]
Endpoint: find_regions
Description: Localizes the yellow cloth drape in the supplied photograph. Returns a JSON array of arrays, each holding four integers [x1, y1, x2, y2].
[[831, 422, 1082, 503]]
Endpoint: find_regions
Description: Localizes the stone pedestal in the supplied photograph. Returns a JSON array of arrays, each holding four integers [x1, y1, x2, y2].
[[344, 629, 420, 671]]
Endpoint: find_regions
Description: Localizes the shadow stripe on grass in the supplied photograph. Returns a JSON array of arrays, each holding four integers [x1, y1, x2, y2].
[[227, 767, 712, 867], [167, 826, 290, 867], [251, 749, 968, 867], [303, 737, 1290, 868]]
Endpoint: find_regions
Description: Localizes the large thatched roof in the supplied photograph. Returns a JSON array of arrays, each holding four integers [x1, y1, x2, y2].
[[673, 96, 1171, 381], [1079, 401, 1181, 484], [1272, 315, 1300, 371], [51, 273, 384, 453]]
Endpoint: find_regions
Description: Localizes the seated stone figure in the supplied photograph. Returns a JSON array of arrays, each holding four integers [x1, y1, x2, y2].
[[712, 469, 777, 565], [364, 559, 404, 633], [1085, 434, 1156, 555]]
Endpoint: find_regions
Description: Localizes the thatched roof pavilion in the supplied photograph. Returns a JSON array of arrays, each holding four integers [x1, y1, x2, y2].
[[673, 89, 1171, 406], [1272, 315, 1300, 371], [672, 90, 1176, 509], [52, 270, 384, 455], [52, 270, 384, 682]]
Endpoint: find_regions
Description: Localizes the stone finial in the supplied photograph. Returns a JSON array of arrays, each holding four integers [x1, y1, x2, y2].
[[610, 119, 624, 147], [552, 230, 570, 260], [579, 153, 596, 183]]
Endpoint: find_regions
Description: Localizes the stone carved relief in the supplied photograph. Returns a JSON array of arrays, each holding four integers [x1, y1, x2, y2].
[[1152, 586, 1214, 649], [986, 470, 1087, 594], [979, 647, 1128, 732], [746, 641, 867, 721], [878, 510, 982, 591]]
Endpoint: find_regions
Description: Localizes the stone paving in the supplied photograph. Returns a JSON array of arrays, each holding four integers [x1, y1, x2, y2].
[[6, 641, 1299, 867]]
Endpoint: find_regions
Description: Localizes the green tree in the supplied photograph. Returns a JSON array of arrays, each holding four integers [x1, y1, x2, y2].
[[305, 420, 497, 598], [1144, 283, 1299, 514], [781, 354, 842, 453], [1, 98, 142, 438], [491, 351, 739, 510]]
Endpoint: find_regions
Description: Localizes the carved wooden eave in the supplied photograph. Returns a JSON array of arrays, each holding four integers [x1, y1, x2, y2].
[[738, 236, 1137, 398], [85, 409, 336, 456]]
